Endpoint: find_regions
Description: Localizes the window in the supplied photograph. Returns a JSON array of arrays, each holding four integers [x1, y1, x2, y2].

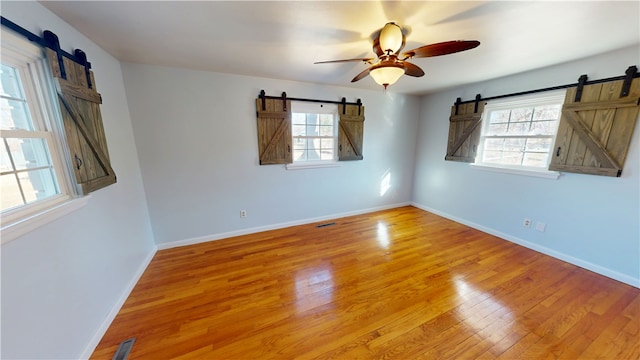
[[0, 30, 76, 226], [474, 90, 566, 177], [288, 102, 339, 169], [1, 28, 81, 242]]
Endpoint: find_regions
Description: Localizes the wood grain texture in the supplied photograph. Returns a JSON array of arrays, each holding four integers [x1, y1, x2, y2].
[[445, 101, 484, 163], [549, 77, 640, 176], [337, 104, 364, 161], [91, 206, 640, 359]]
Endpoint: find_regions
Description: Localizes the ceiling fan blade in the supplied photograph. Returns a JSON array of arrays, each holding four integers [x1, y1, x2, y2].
[[351, 68, 371, 83], [403, 61, 425, 77], [402, 40, 480, 59], [314, 58, 374, 64]]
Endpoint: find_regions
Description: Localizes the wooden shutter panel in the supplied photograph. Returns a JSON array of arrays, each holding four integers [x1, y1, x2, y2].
[[45, 48, 116, 194], [338, 104, 365, 161], [255, 97, 292, 165], [445, 100, 485, 162], [549, 77, 640, 177]]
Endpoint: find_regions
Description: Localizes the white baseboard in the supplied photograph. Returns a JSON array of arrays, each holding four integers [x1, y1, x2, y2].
[[411, 202, 640, 288], [157, 202, 412, 250], [80, 247, 158, 359]]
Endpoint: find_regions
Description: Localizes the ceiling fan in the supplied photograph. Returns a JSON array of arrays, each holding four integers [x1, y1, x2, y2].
[[315, 22, 480, 90]]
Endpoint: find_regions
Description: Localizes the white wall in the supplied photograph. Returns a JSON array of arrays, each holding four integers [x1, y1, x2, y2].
[[413, 44, 640, 286], [0, 2, 156, 359], [121, 63, 419, 246]]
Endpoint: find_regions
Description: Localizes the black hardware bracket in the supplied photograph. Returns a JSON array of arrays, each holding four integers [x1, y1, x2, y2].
[[2, 16, 94, 86], [473, 94, 482, 113], [620, 65, 637, 97], [455, 66, 640, 105], [454, 97, 462, 115], [574, 74, 588, 102]]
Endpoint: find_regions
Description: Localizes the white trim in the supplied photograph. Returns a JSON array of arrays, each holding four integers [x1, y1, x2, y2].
[[482, 89, 567, 110], [157, 202, 411, 250], [286, 161, 341, 170], [79, 247, 158, 360], [474, 89, 566, 173], [1, 195, 90, 243], [469, 163, 561, 179], [410, 202, 640, 288]]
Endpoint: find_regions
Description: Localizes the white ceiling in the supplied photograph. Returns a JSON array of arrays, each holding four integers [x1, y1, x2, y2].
[[41, 1, 640, 95]]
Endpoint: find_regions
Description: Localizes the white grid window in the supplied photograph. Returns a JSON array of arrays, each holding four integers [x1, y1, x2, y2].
[[291, 102, 337, 163], [1, 28, 76, 240], [476, 90, 566, 172]]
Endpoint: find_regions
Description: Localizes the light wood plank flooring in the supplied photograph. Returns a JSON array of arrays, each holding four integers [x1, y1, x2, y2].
[[91, 206, 640, 359]]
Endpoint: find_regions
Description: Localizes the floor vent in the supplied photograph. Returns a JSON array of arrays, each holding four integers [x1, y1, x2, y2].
[[112, 338, 136, 360], [316, 222, 336, 228]]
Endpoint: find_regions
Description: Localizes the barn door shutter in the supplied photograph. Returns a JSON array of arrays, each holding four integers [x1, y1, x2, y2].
[[445, 96, 484, 162], [549, 71, 640, 177], [338, 103, 365, 161], [45, 46, 116, 195], [255, 97, 292, 165]]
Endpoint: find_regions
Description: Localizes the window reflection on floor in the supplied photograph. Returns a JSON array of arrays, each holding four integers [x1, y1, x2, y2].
[[295, 266, 335, 314], [453, 276, 515, 349], [377, 221, 390, 249]]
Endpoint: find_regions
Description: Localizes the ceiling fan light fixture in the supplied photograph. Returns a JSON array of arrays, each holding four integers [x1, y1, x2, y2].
[[370, 65, 405, 89], [379, 22, 403, 54]]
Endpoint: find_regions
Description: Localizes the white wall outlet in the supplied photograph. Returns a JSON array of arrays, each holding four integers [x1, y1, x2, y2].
[[240, 210, 247, 218], [536, 222, 546, 232], [523, 218, 532, 228]]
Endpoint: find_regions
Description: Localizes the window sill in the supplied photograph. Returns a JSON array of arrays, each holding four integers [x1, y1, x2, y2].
[[286, 161, 341, 170], [1, 195, 91, 244], [470, 163, 560, 179]]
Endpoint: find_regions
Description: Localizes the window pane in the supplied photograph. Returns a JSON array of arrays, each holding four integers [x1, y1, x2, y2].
[[532, 105, 561, 121], [306, 124, 319, 136], [530, 120, 556, 135], [319, 114, 333, 126], [482, 150, 504, 164], [1, 174, 24, 211], [0, 64, 25, 99], [318, 125, 333, 137], [0, 98, 33, 131], [320, 138, 334, 149], [307, 147, 320, 160], [1, 140, 13, 172], [293, 138, 306, 150], [503, 138, 525, 152], [501, 151, 524, 165], [292, 113, 306, 125], [525, 138, 552, 152], [5, 138, 52, 170], [305, 113, 318, 125], [18, 168, 59, 203], [487, 123, 508, 136], [292, 124, 305, 136], [507, 122, 530, 135], [484, 138, 504, 151], [320, 149, 334, 160], [510, 108, 533, 122], [293, 149, 305, 161], [523, 152, 549, 167], [489, 110, 510, 124], [0, 64, 34, 131]]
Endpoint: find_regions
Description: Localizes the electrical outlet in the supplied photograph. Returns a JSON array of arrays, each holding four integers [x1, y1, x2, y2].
[[240, 210, 247, 218], [523, 218, 532, 228]]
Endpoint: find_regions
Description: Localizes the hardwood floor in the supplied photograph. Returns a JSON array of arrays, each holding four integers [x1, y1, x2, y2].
[[91, 206, 640, 359]]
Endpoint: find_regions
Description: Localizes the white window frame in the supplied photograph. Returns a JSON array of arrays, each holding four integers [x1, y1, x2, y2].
[[1, 28, 85, 244], [286, 101, 341, 170], [471, 90, 566, 179]]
